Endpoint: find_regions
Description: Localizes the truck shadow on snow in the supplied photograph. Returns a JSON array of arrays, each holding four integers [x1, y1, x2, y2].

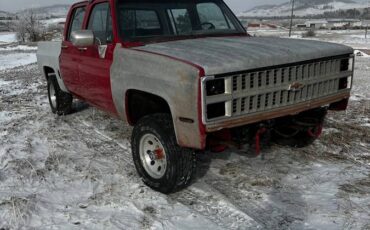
[[182, 107, 370, 228], [189, 145, 309, 229], [71, 100, 90, 114]]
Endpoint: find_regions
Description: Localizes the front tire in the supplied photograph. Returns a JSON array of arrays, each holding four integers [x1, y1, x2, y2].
[[47, 76, 73, 116], [131, 114, 196, 193]]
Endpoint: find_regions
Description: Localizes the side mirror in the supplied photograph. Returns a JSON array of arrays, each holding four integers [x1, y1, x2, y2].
[[71, 30, 94, 47]]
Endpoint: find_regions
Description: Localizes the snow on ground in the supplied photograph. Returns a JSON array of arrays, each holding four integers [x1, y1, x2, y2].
[[0, 45, 37, 51], [354, 50, 370, 57], [0, 43, 38, 71], [249, 29, 370, 50], [0, 33, 370, 229], [41, 18, 66, 27], [0, 53, 36, 71], [239, 0, 370, 17], [0, 32, 17, 44]]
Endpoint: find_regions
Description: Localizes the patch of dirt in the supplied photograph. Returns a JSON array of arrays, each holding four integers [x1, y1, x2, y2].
[[339, 175, 370, 195]]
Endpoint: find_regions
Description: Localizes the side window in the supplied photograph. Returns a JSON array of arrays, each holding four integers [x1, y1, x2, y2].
[[67, 7, 86, 41], [196, 3, 235, 30], [168, 9, 192, 35], [88, 3, 113, 45], [120, 9, 163, 39]]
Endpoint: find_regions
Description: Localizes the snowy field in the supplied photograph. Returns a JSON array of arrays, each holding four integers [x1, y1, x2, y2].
[[0, 31, 370, 229], [0, 33, 37, 71], [0, 32, 17, 45], [240, 1, 370, 17], [248, 29, 370, 50], [0, 53, 36, 71]]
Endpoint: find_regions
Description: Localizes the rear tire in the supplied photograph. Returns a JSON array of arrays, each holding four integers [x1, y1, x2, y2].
[[131, 114, 196, 194], [47, 75, 73, 116]]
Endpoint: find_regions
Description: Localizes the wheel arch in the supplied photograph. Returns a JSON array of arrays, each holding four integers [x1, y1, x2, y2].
[[41, 66, 70, 93], [125, 89, 172, 126], [42, 66, 57, 80]]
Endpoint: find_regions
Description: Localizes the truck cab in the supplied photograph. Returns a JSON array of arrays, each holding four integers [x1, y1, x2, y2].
[[60, 0, 118, 114]]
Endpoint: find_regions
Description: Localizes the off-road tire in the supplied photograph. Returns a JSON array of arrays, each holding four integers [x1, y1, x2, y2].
[[47, 75, 73, 116], [131, 114, 196, 194]]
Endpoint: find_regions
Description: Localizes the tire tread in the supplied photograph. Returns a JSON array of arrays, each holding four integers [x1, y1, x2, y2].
[[47, 76, 73, 116], [131, 114, 196, 193]]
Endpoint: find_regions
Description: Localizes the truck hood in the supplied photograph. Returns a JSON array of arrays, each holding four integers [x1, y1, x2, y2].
[[135, 36, 353, 75]]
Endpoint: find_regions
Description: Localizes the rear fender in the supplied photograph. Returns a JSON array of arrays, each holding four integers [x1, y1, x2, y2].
[[37, 42, 69, 93]]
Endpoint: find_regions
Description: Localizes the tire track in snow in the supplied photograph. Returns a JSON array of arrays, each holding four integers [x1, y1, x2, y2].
[[202, 173, 305, 229], [171, 184, 262, 229], [61, 115, 136, 174], [61, 113, 262, 229], [171, 172, 303, 229]]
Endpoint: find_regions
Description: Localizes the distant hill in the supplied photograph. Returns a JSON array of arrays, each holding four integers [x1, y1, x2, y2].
[[239, 0, 370, 17], [18, 4, 70, 19], [0, 10, 15, 19]]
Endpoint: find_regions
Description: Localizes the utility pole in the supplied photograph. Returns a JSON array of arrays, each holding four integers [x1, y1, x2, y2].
[[366, 23, 368, 39], [289, 0, 295, 37]]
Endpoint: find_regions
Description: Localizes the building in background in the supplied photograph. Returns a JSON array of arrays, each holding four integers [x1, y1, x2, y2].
[[297, 19, 364, 30], [305, 20, 328, 29]]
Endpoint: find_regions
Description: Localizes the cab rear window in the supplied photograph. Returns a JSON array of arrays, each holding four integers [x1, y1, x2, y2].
[[119, 9, 164, 38], [116, 0, 244, 42]]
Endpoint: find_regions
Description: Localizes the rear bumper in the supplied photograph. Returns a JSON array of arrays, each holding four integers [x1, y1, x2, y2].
[[205, 91, 350, 132]]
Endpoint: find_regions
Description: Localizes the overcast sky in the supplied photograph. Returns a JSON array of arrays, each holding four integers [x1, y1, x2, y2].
[[0, 0, 286, 13]]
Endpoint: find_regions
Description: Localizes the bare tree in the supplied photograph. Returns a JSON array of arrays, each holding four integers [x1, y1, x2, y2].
[[26, 10, 42, 42], [15, 20, 27, 42], [14, 9, 44, 42]]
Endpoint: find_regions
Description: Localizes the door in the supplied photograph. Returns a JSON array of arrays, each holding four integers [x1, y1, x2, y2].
[[78, 2, 117, 114], [60, 5, 86, 95]]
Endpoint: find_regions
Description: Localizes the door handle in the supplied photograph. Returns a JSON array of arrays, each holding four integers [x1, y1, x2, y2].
[[78, 47, 88, 52], [61, 45, 69, 49]]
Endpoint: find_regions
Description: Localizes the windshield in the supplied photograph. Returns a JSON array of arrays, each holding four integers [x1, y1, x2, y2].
[[116, 0, 245, 42]]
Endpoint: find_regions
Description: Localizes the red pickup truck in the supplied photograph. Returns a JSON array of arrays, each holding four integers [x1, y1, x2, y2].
[[37, 0, 354, 193]]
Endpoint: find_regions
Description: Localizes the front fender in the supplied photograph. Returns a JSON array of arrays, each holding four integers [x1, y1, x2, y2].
[[110, 47, 205, 150]]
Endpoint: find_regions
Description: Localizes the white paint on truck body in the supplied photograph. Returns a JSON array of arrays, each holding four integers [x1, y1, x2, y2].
[[37, 41, 69, 93]]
